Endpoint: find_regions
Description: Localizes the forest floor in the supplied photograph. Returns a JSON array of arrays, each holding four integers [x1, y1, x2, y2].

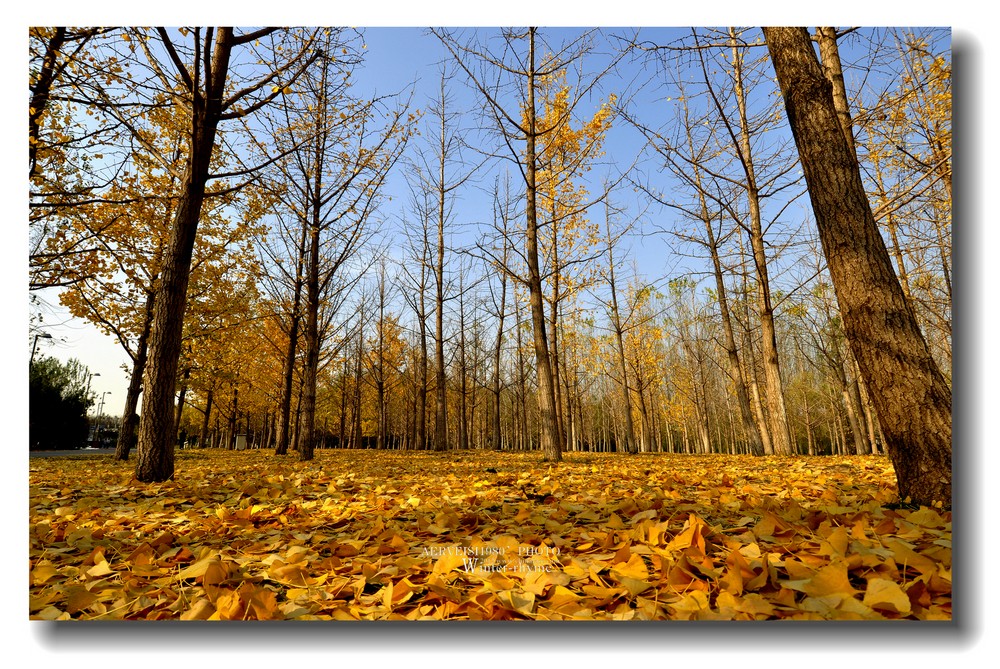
[[28, 448, 951, 621]]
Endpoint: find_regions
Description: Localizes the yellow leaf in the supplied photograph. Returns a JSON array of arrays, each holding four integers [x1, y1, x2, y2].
[[64, 586, 98, 614], [31, 561, 58, 585], [787, 561, 859, 598], [432, 551, 467, 574], [610, 554, 649, 581], [863, 578, 912, 615], [180, 598, 216, 620], [616, 576, 652, 597], [669, 590, 711, 617], [497, 589, 536, 616], [35, 605, 71, 621], [177, 554, 219, 580], [86, 560, 114, 578]]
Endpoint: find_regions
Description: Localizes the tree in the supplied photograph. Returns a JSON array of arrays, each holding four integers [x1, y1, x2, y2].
[[628, 73, 767, 456], [599, 202, 639, 454], [261, 31, 412, 461], [763, 27, 951, 506], [534, 68, 615, 454], [101, 27, 321, 481], [53, 99, 265, 461], [29, 356, 93, 451], [407, 68, 477, 452], [435, 27, 623, 462]]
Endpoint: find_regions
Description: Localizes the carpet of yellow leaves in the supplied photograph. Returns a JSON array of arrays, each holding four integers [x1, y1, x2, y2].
[[28, 449, 951, 621]]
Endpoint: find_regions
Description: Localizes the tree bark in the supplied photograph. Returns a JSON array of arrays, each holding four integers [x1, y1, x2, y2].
[[764, 27, 952, 506], [524, 29, 561, 462], [114, 288, 155, 461], [135, 29, 234, 482], [275, 216, 307, 455], [605, 228, 637, 455], [297, 214, 321, 461], [729, 37, 793, 456]]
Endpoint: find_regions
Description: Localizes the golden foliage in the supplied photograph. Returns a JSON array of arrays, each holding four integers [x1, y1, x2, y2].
[[29, 450, 949, 620]]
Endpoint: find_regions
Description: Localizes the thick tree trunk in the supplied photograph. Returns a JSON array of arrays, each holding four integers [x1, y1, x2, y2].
[[135, 29, 233, 483], [764, 27, 952, 506]]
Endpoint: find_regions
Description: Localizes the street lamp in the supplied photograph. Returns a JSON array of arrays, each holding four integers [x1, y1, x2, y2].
[[86, 373, 101, 443], [97, 391, 111, 446], [30, 332, 52, 364], [86, 372, 100, 402]]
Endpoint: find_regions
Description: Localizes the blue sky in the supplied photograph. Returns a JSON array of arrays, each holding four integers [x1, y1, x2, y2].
[[19, 22, 962, 422]]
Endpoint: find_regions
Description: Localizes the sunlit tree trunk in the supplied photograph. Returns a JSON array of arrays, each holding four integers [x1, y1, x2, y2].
[[765, 26, 952, 506], [136, 30, 235, 482], [730, 38, 793, 456], [523, 30, 561, 462]]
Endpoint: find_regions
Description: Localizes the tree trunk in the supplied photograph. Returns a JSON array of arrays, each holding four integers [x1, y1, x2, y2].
[[198, 389, 213, 448], [704, 213, 765, 456], [729, 33, 793, 455], [524, 29, 561, 462], [764, 26, 952, 506], [605, 224, 637, 454], [135, 29, 234, 482], [275, 219, 307, 456], [297, 216, 321, 461], [115, 288, 154, 461]]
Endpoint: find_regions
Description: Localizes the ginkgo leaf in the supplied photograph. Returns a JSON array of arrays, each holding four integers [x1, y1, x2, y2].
[[863, 578, 912, 615], [496, 589, 536, 617], [784, 561, 859, 598]]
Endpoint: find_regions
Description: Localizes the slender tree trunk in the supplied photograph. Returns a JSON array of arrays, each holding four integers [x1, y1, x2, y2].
[[816, 27, 857, 160], [297, 214, 321, 461], [491, 237, 508, 450], [417, 287, 429, 450], [275, 220, 307, 456], [524, 29, 561, 462], [198, 388, 213, 448], [765, 26, 952, 506], [606, 238, 637, 454], [704, 214, 765, 456], [228, 386, 239, 450], [115, 288, 155, 461], [729, 33, 793, 455], [457, 276, 469, 450], [174, 369, 189, 445]]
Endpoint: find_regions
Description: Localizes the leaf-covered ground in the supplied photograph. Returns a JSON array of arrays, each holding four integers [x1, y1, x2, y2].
[[28, 449, 951, 621]]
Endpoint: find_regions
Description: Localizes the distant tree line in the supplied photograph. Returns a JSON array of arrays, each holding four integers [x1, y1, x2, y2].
[[29, 356, 93, 450]]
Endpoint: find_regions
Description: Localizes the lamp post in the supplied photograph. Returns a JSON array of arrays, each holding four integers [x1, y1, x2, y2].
[[86, 373, 101, 443], [30, 332, 52, 364], [97, 391, 111, 446]]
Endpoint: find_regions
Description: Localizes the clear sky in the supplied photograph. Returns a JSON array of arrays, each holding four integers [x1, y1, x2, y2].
[[21, 19, 964, 422]]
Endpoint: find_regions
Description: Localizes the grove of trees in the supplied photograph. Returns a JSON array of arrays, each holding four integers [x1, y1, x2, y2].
[[29, 355, 94, 451], [29, 27, 951, 505]]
